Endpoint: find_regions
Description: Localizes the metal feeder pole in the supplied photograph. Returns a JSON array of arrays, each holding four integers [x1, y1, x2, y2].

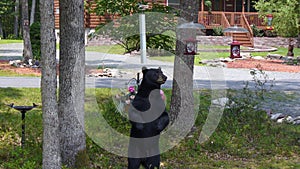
[[21, 110, 26, 148]]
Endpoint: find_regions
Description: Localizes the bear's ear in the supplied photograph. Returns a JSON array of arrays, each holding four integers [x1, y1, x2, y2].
[[142, 66, 147, 73], [158, 67, 161, 70]]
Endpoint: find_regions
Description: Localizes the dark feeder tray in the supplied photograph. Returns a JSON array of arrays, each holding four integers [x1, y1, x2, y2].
[[7, 103, 38, 148]]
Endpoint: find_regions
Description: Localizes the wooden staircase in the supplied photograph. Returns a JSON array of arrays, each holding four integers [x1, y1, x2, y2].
[[232, 32, 253, 47], [200, 12, 255, 48]]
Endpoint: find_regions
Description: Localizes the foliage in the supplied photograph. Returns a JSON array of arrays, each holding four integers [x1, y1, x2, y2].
[[204, 0, 212, 13], [90, 1, 178, 53], [251, 25, 264, 37], [0, 0, 14, 16], [0, 88, 299, 168], [30, 22, 41, 61], [212, 27, 223, 36], [264, 30, 277, 37], [254, 0, 300, 37], [0, 0, 15, 38], [7, 34, 21, 40], [227, 65, 274, 114], [90, 0, 139, 19]]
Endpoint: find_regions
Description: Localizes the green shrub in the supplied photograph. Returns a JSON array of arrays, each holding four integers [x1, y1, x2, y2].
[[7, 34, 20, 40], [115, 33, 175, 54], [30, 22, 41, 61], [212, 27, 224, 36], [251, 25, 264, 37], [264, 30, 277, 37]]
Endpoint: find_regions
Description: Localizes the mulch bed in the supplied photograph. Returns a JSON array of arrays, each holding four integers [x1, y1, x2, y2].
[[226, 58, 300, 73]]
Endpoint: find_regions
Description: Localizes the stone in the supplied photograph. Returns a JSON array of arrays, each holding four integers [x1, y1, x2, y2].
[[110, 69, 119, 77], [277, 118, 285, 123], [212, 97, 229, 107], [293, 120, 300, 125], [241, 53, 251, 58], [220, 58, 234, 62], [270, 113, 285, 121], [207, 62, 227, 67], [293, 116, 300, 121], [28, 59, 33, 66], [252, 56, 265, 60], [267, 54, 282, 60], [285, 116, 294, 123]]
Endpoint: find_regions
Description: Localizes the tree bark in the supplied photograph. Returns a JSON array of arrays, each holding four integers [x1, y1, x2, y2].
[[0, 18, 3, 38], [170, 0, 199, 123], [14, 0, 20, 38], [40, 0, 61, 168], [21, 0, 33, 64], [30, 0, 36, 25], [59, 0, 87, 167]]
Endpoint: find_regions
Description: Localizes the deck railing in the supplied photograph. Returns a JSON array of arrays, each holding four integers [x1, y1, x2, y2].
[[241, 13, 254, 47], [199, 11, 266, 30]]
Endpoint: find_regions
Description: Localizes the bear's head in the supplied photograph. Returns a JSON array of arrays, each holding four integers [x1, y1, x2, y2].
[[140, 67, 167, 89]]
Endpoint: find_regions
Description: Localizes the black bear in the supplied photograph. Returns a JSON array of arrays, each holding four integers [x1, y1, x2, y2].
[[128, 67, 169, 169]]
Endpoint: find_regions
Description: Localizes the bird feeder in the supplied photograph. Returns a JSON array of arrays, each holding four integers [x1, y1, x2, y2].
[[223, 25, 249, 59], [184, 38, 198, 55], [266, 14, 273, 30], [177, 22, 205, 56], [230, 40, 241, 59]]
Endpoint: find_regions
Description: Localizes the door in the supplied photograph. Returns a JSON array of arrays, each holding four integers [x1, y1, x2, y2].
[[224, 0, 235, 12]]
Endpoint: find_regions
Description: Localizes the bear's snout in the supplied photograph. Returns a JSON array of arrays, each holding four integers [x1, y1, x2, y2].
[[157, 74, 167, 84]]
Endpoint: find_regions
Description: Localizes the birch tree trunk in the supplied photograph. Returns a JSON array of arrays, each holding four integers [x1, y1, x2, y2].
[[40, 0, 61, 168], [59, 0, 87, 167], [170, 0, 199, 123], [30, 0, 36, 25], [21, 0, 33, 64], [14, 0, 20, 38]]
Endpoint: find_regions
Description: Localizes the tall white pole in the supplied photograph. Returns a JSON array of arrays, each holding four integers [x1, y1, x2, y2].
[[139, 14, 147, 64]]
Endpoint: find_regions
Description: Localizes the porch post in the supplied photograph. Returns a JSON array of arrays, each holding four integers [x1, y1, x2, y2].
[[242, 0, 245, 13], [201, 0, 204, 23]]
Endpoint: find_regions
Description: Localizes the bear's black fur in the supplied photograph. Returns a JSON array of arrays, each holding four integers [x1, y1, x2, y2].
[[128, 67, 169, 169]]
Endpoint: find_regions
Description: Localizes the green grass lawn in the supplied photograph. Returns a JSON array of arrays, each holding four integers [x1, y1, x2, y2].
[[150, 46, 300, 66], [0, 39, 22, 44], [86, 45, 125, 54], [0, 88, 299, 168], [0, 69, 40, 77]]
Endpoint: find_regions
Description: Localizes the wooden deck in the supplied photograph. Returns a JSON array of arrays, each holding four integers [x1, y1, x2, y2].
[[199, 11, 266, 30], [198, 11, 266, 47]]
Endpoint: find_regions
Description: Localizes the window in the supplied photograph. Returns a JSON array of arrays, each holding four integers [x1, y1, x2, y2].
[[168, 0, 180, 6]]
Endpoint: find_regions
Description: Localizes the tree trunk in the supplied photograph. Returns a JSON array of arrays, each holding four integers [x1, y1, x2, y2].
[[40, 0, 61, 168], [59, 0, 87, 167], [14, 0, 20, 38], [30, 0, 36, 25], [21, 0, 33, 64], [0, 18, 3, 38], [170, 0, 199, 123]]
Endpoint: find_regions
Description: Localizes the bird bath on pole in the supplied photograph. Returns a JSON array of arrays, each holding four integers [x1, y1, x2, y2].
[[8, 103, 38, 148]]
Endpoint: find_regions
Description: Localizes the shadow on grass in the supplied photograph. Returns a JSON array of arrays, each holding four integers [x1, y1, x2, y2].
[[0, 88, 23, 112]]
